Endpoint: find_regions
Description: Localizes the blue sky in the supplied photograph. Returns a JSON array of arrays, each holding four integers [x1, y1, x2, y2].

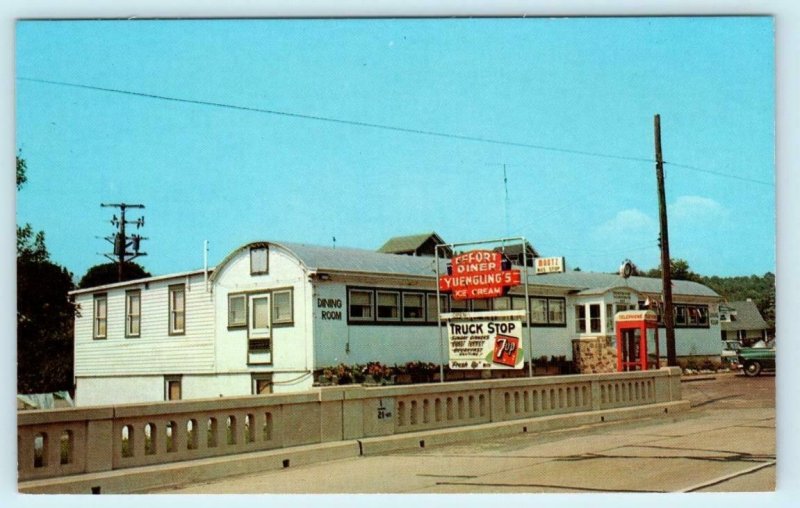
[[15, 17, 775, 279]]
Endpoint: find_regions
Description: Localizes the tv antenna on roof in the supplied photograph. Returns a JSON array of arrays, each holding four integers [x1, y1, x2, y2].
[[486, 163, 512, 238]]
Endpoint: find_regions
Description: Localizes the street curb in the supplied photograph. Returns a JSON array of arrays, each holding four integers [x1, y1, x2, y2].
[[18, 400, 690, 494], [681, 375, 717, 383]]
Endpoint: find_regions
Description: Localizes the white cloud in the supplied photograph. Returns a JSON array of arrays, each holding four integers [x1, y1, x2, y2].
[[669, 196, 728, 222], [594, 209, 657, 238]]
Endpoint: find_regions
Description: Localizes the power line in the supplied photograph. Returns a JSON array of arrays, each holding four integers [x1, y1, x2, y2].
[[664, 161, 772, 186], [19, 76, 773, 187], [19, 76, 654, 164]]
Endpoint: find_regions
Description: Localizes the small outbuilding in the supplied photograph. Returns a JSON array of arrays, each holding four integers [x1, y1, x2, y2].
[[720, 300, 769, 345]]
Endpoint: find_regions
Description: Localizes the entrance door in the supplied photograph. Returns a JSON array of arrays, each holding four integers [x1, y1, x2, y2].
[[620, 328, 642, 371], [249, 294, 271, 339]]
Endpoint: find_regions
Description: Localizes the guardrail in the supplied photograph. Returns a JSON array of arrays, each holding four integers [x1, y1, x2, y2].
[[18, 367, 682, 481]]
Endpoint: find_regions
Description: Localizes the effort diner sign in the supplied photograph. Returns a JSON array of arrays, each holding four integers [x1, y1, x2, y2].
[[438, 250, 521, 300]]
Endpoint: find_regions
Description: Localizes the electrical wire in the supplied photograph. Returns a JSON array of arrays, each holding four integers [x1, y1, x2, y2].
[[19, 76, 654, 164], [664, 161, 772, 186], [19, 76, 773, 186]]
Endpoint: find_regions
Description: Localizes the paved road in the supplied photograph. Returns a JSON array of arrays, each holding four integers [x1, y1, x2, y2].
[[158, 372, 775, 494]]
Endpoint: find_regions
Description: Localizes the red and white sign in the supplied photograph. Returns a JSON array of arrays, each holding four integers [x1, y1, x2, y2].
[[447, 319, 524, 369], [615, 310, 658, 323], [438, 250, 521, 300], [535, 256, 565, 274]]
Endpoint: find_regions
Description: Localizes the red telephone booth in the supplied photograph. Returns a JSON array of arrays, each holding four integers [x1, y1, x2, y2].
[[615, 310, 660, 371]]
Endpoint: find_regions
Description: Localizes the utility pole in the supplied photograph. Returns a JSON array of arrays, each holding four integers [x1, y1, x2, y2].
[[101, 203, 147, 281], [654, 115, 676, 366]]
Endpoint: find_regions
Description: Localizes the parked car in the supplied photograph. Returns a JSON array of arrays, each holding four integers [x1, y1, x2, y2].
[[737, 339, 775, 377], [721, 340, 741, 368]]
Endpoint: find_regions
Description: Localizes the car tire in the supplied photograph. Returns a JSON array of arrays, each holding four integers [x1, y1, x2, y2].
[[743, 361, 762, 377]]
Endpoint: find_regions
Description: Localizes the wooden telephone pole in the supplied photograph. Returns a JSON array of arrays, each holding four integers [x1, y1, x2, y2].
[[654, 114, 677, 366]]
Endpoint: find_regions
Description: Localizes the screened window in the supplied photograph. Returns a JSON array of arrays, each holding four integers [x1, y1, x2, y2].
[[272, 289, 293, 324], [169, 285, 186, 335], [349, 289, 373, 321], [125, 290, 141, 337], [250, 246, 269, 275], [228, 294, 246, 327], [377, 291, 400, 320], [93, 294, 107, 339], [402, 292, 425, 321]]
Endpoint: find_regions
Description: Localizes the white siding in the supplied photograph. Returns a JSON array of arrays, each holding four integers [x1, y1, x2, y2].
[[74, 273, 215, 377], [76, 375, 164, 406]]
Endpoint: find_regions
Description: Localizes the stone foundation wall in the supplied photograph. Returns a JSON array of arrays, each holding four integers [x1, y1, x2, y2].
[[572, 336, 618, 374]]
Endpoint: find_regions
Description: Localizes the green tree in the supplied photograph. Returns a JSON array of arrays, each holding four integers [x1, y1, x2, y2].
[[17, 154, 76, 393], [79, 261, 151, 289], [646, 255, 775, 336], [16, 151, 27, 189], [645, 258, 702, 283], [17, 257, 75, 393]]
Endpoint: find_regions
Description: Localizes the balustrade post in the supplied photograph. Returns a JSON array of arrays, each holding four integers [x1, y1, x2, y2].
[[85, 419, 114, 473]]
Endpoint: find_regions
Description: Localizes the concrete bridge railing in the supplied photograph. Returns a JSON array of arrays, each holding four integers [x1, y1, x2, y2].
[[18, 367, 682, 482]]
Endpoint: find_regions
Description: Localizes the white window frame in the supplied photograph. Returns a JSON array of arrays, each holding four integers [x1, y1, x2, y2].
[[93, 294, 107, 340], [125, 290, 141, 338], [272, 289, 294, 325], [169, 285, 186, 335], [589, 303, 602, 333], [228, 294, 247, 328], [575, 304, 587, 334], [248, 293, 271, 339]]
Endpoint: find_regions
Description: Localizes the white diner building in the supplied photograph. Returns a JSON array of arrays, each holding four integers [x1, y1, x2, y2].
[[70, 236, 723, 406]]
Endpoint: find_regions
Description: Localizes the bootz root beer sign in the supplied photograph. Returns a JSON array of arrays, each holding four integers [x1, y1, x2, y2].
[[448, 320, 524, 369], [438, 250, 521, 300]]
